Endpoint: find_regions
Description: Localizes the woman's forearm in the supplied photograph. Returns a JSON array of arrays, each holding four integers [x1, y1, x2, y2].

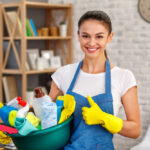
[[119, 120, 141, 138], [119, 87, 141, 139], [49, 81, 63, 102]]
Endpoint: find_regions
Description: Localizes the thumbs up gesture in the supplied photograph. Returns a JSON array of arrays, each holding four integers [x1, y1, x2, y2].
[[82, 95, 123, 134], [82, 95, 104, 125]]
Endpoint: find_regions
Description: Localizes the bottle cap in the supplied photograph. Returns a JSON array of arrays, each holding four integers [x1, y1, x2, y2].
[[17, 97, 22, 101], [17, 97, 27, 107], [34, 87, 45, 98], [18, 100, 27, 107]]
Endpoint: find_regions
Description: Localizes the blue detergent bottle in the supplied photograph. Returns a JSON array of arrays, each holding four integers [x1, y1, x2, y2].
[[56, 98, 64, 123]]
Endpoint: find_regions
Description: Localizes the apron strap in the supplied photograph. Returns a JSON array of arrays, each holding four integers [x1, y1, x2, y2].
[[105, 59, 111, 94], [67, 60, 83, 92]]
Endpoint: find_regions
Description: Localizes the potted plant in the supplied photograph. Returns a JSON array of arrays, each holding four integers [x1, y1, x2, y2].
[[59, 21, 67, 37]]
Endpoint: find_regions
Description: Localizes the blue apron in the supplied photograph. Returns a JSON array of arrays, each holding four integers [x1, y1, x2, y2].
[[64, 59, 114, 150]]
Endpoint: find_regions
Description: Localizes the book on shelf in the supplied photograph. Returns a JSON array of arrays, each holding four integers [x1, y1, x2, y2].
[[2, 76, 18, 102], [27, 19, 35, 36], [29, 19, 38, 36], [6, 11, 22, 36], [26, 19, 32, 37]]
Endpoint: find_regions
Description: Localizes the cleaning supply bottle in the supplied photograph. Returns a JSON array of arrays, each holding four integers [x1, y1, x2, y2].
[[7, 97, 19, 109], [7, 97, 25, 109], [16, 98, 29, 118], [32, 87, 52, 119]]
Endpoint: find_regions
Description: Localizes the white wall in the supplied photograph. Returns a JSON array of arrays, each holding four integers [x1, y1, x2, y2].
[[49, 0, 150, 149]]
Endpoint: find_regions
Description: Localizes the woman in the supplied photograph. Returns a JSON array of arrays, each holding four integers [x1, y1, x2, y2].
[[49, 10, 141, 150]]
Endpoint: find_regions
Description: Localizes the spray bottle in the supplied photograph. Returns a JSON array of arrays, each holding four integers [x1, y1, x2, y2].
[[16, 97, 29, 118], [7, 97, 20, 109], [32, 87, 52, 119]]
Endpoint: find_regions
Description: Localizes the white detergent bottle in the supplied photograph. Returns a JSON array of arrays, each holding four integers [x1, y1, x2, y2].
[[17, 100, 29, 118], [7, 97, 19, 109], [32, 87, 52, 119]]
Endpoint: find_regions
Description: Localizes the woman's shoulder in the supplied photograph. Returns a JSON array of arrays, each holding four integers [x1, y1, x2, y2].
[[113, 66, 136, 97], [51, 62, 80, 88], [113, 66, 134, 76], [55, 62, 79, 74], [112, 66, 136, 83]]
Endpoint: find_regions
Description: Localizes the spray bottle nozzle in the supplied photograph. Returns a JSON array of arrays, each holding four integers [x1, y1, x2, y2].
[[17, 97, 22, 101], [17, 97, 27, 107]]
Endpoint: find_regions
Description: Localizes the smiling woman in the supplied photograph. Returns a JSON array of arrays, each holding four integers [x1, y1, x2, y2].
[[49, 10, 141, 150], [77, 19, 113, 73]]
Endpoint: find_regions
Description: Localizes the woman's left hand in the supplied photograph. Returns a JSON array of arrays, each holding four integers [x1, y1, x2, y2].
[[82, 95, 104, 125], [82, 95, 123, 134]]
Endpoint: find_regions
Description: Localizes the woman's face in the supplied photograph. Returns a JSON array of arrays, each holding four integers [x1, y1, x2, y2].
[[78, 19, 113, 59]]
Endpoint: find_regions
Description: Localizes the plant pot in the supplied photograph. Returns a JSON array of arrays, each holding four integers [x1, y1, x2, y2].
[[59, 24, 67, 37]]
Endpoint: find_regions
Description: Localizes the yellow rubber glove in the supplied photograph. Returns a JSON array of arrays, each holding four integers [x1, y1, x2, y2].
[[0, 102, 3, 108], [82, 95, 123, 134], [0, 131, 12, 144], [57, 94, 76, 124]]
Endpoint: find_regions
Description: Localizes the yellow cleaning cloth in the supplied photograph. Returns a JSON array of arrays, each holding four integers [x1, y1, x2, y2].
[[0, 131, 12, 144], [26, 112, 40, 127], [8, 110, 18, 127]]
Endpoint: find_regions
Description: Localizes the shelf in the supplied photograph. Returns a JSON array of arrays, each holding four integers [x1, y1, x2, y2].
[[2, 69, 22, 75], [3, 36, 72, 40], [2, 68, 58, 75], [26, 68, 58, 74], [27, 36, 72, 40], [3, 2, 21, 8], [3, 37, 21, 40], [2, 1, 71, 9], [26, 1, 71, 9]]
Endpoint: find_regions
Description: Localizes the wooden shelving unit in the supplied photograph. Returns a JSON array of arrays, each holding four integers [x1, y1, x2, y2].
[[0, 0, 73, 101], [3, 36, 72, 40]]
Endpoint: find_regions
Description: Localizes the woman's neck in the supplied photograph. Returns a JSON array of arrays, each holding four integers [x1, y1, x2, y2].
[[81, 56, 107, 74]]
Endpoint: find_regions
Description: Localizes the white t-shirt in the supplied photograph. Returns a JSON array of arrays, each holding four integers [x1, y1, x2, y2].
[[51, 62, 137, 116]]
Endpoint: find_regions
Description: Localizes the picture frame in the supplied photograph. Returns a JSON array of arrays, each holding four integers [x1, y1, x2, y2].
[[26, 62, 30, 70], [41, 50, 54, 69], [37, 57, 49, 70], [27, 49, 39, 70], [41, 50, 54, 60], [50, 56, 62, 68]]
